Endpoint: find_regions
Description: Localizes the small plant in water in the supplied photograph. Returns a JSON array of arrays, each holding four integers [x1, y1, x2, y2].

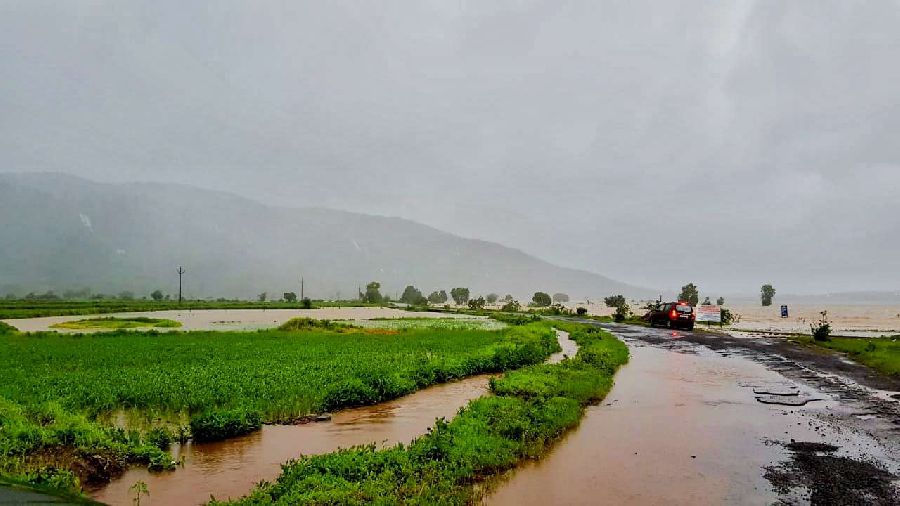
[[130, 480, 149, 506], [811, 310, 831, 342]]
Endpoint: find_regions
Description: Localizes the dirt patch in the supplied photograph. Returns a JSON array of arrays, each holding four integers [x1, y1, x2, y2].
[[765, 441, 899, 505], [25, 446, 128, 489]]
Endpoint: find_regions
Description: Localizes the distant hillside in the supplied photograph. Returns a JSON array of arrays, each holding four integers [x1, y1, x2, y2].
[[0, 173, 649, 300]]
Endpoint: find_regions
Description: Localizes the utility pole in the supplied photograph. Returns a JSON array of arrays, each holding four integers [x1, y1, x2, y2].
[[177, 266, 186, 304], [300, 276, 304, 301]]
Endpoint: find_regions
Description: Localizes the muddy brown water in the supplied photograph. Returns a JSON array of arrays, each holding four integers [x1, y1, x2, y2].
[[91, 331, 575, 505], [486, 330, 899, 505]]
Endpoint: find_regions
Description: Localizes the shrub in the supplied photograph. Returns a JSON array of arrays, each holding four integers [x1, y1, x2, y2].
[[811, 310, 831, 342], [189, 409, 263, 442], [576, 307, 588, 316], [500, 300, 521, 313], [146, 426, 173, 450], [278, 317, 352, 332]]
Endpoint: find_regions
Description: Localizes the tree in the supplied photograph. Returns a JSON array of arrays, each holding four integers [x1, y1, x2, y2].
[[604, 295, 626, 308], [701, 296, 711, 305], [552, 293, 570, 303], [117, 290, 134, 301], [427, 290, 448, 304], [258, 292, 267, 302], [150, 290, 164, 301], [363, 282, 383, 304], [400, 285, 427, 305], [450, 287, 470, 305], [576, 307, 588, 316], [301, 297, 313, 309], [532, 292, 551, 307], [283, 292, 297, 302], [678, 283, 699, 306], [485, 293, 499, 304], [761, 284, 776, 307], [501, 300, 521, 312], [468, 296, 486, 310], [502, 294, 515, 303], [716, 296, 725, 306]]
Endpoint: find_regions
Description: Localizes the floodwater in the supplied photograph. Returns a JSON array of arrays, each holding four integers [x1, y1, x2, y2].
[[485, 333, 896, 505], [92, 330, 572, 505], [92, 375, 492, 505], [3, 307, 481, 333]]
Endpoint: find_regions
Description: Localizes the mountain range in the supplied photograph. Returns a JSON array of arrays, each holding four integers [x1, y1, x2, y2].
[[0, 172, 649, 300]]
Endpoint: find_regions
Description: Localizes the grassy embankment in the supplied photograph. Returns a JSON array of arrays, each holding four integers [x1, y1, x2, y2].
[[792, 334, 900, 377], [50, 317, 182, 330], [216, 320, 628, 505], [0, 299, 378, 319], [0, 319, 557, 496]]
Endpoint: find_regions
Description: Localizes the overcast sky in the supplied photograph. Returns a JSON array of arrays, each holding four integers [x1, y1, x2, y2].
[[2, 1, 899, 295]]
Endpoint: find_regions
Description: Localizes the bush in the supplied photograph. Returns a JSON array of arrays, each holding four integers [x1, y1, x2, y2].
[[500, 300, 521, 312], [190, 409, 263, 442], [811, 310, 831, 342], [531, 292, 551, 307], [576, 307, 588, 316], [146, 426, 173, 450], [300, 297, 313, 309]]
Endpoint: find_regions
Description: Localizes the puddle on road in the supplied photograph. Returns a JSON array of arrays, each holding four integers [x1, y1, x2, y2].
[[91, 376, 492, 505], [485, 341, 891, 506]]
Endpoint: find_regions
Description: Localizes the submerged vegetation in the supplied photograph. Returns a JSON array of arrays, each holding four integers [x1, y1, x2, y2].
[[50, 317, 182, 330], [216, 321, 628, 505], [0, 321, 558, 495]]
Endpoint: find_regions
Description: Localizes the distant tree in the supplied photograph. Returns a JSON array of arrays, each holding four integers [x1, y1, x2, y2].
[[3, 293, 15, 301], [501, 300, 521, 312], [604, 295, 626, 308], [532, 292, 551, 307], [283, 292, 297, 302], [163, 294, 171, 301], [258, 292, 268, 302], [427, 290, 448, 304], [301, 297, 313, 309], [363, 282, 383, 304], [716, 296, 725, 306], [701, 296, 711, 305], [761, 284, 776, 307], [614, 303, 631, 322], [450, 287, 470, 306], [552, 293, 570, 303], [468, 296, 486, 310], [118, 291, 135, 301], [485, 293, 499, 304], [576, 307, 588, 316], [678, 283, 699, 306], [150, 290, 164, 301], [502, 294, 515, 303], [400, 285, 427, 305]]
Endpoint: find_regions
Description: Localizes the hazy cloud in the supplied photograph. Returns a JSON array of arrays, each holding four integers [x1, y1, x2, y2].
[[2, 0, 898, 294]]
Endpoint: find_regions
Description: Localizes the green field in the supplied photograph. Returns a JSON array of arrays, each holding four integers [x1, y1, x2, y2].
[[0, 320, 558, 495], [218, 320, 628, 505], [0, 299, 378, 319], [349, 317, 506, 331], [49, 317, 182, 330]]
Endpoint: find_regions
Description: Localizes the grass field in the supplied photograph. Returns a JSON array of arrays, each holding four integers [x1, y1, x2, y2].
[[350, 317, 506, 331], [0, 320, 558, 496], [49, 316, 182, 330], [217, 320, 628, 505], [797, 335, 900, 377], [0, 299, 378, 319]]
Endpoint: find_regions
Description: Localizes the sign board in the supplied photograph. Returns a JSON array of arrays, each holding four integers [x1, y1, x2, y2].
[[781, 305, 789, 318], [696, 305, 721, 323]]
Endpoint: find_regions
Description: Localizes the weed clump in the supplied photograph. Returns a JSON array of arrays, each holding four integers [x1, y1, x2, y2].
[[277, 317, 352, 332], [190, 409, 263, 442]]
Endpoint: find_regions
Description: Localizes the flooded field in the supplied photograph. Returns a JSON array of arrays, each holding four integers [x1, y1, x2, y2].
[[727, 303, 900, 337], [2, 307, 481, 333], [91, 330, 572, 505], [92, 375, 493, 505], [486, 325, 900, 505]]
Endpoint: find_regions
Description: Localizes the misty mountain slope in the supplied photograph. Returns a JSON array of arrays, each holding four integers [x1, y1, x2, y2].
[[0, 173, 647, 299]]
